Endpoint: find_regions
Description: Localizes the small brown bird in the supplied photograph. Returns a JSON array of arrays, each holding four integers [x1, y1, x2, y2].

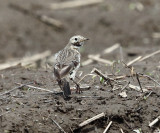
[[53, 35, 89, 98]]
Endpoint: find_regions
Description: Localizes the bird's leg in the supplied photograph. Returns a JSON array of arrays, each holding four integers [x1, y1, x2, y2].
[[70, 78, 82, 94], [57, 79, 62, 89], [57, 79, 66, 98]]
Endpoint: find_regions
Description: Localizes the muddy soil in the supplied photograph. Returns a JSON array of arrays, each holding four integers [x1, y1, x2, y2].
[[0, 0, 160, 133]]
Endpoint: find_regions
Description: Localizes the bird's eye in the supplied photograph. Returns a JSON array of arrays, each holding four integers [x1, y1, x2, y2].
[[75, 38, 77, 41]]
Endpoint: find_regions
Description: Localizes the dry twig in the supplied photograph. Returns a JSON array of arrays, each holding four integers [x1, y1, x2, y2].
[[136, 73, 143, 93], [114, 75, 128, 80], [78, 73, 97, 84], [16, 83, 90, 94], [79, 112, 105, 127], [76, 96, 103, 99], [50, 118, 67, 133], [120, 128, 125, 133], [91, 68, 114, 87], [139, 73, 160, 86], [139, 49, 160, 62], [0, 82, 33, 96], [103, 121, 112, 133], [9, 3, 64, 29], [0, 51, 51, 70], [71, 85, 91, 91], [121, 81, 130, 91], [82, 43, 120, 66], [16, 83, 58, 93], [88, 55, 113, 65], [149, 116, 160, 127], [145, 91, 153, 99], [82, 58, 96, 66], [103, 43, 120, 54], [49, 0, 103, 10], [127, 56, 142, 66]]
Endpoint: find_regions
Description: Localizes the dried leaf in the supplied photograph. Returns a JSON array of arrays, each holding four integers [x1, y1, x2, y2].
[[119, 91, 127, 98]]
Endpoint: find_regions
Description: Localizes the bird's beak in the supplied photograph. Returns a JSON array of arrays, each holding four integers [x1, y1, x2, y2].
[[83, 38, 89, 41], [79, 37, 89, 43]]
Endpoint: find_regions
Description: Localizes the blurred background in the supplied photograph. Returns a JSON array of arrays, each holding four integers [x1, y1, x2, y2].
[[0, 0, 160, 65]]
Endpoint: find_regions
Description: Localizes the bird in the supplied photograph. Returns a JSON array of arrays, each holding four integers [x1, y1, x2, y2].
[[53, 35, 89, 98]]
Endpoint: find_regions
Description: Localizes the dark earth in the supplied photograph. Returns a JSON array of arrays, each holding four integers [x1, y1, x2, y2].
[[0, 0, 160, 133]]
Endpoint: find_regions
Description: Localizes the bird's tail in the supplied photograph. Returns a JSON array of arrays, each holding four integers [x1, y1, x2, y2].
[[58, 78, 71, 97]]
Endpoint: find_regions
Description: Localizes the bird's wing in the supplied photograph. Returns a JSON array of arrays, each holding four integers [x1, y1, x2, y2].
[[54, 49, 80, 79]]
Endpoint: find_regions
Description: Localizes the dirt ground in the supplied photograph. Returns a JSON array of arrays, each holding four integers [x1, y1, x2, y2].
[[0, 0, 160, 133]]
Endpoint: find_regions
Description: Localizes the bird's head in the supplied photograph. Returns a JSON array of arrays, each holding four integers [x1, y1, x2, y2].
[[69, 35, 89, 50]]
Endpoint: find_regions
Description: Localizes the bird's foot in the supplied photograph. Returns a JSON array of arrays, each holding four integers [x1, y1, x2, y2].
[[76, 84, 82, 94], [70, 78, 82, 94]]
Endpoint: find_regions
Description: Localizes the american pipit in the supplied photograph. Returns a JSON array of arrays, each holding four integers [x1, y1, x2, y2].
[[53, 35, 89, 98]]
